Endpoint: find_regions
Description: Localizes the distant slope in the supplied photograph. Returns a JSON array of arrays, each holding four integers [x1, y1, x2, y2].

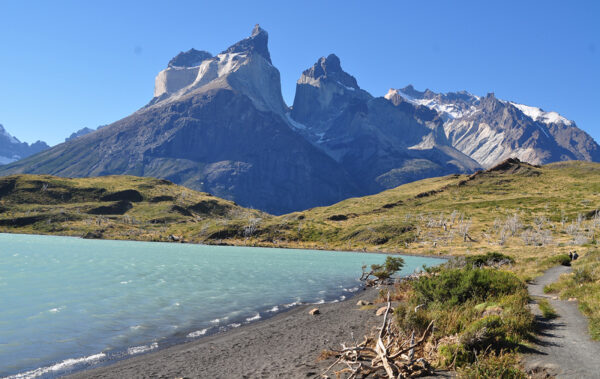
[[0, 174, 267, 242], [232, 159, 600, 256]]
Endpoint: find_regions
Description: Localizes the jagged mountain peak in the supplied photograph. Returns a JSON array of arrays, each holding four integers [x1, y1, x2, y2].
[[152, 25, 287, 117], [222, 24, 271, 64], [0, 124, 49, 165], [168, 49, 213, 68], [299, 53, 359, 90]]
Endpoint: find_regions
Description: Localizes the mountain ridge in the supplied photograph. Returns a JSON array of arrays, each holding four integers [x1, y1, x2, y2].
[[0, 25, 597, 213]]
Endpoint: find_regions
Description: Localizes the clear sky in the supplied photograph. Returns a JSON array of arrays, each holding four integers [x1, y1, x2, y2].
[[0, 0, 598, 145]]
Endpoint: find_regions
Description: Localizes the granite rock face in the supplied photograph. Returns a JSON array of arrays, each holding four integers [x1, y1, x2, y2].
[[290, 56, 481, 193]]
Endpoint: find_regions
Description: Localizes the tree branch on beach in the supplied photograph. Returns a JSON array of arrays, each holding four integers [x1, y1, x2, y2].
[[319, 293, 434, 378]]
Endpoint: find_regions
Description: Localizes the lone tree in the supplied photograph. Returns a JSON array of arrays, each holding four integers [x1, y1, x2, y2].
[[361, 256, 405, 283]]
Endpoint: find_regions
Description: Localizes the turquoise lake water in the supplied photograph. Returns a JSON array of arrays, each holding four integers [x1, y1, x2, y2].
[[0, 233, 445, 378]]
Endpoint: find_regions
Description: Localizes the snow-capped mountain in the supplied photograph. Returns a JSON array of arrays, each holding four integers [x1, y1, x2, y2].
[[387, 86, 599, 167], [0, 26, 597, 213], [0, 124, 48, 165]]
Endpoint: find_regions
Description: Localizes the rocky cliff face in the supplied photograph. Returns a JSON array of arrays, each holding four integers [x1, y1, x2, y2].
[[0, 124, 48, 165], [390, 86, 600, 167], [290, 56, 480, 193]]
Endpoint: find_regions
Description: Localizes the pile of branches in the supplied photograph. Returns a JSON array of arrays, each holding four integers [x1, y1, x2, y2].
[[320, 295, 435, 378]]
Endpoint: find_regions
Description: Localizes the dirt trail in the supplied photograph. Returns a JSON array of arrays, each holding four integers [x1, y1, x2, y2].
[[525, 265, 600, 378]]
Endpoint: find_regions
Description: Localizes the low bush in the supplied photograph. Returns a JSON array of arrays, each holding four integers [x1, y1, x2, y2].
[[413, 268, 524, 307], [465, 252, 515, 267], [548, 254, 571, 266], [393, 266, 532, 373]]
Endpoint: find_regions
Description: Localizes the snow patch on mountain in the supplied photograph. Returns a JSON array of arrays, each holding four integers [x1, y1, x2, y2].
[[0, 124, 20, 144], [510, 102, 573, 126], [385, 89, 478, 120]]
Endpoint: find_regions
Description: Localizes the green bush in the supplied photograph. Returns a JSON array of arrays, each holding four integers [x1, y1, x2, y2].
[[465, 252, 515, 267], [548, 254, 571, 266], [394, 302, 432, 335], [413, 268, 525, 307], [438, 343, 473, 368], [460, 315, 506, 351], [370, 256, 405, 280]]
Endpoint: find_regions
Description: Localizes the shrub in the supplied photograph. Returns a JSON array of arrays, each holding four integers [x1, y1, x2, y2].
[[369, 256, 405, 280], [460, 315, 506, 351], [548, 254, 571, 266], [465, 252, 515, 267], [413, 268, 524, 307], [438, 343, 473, 368], [394, 302, 432, 335]]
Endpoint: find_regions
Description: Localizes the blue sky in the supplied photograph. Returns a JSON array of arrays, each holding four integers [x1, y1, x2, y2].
[[0, 0, 598, 145]]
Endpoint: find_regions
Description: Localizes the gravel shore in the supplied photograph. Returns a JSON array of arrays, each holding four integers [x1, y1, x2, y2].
[[65, 288, 382, 378]]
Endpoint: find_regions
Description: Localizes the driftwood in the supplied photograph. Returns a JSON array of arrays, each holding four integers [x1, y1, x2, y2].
[[320, 293, 435, 378]]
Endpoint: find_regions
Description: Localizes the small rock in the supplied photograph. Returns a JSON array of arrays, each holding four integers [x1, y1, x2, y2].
[[356, 300, 372, 306], [376, 306, 388, 316], [309, 308, 320, 315], [568, 297, 577, 302]]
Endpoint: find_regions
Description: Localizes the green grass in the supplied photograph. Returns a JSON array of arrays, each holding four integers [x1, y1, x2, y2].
[[537, 298, 559, 319]]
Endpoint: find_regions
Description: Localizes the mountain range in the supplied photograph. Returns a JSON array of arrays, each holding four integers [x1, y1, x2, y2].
[[0, 124, 48, 165], [0, 25, 597, 214]]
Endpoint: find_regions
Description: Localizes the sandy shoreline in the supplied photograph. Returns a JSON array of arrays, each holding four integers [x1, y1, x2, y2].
[[64, 288, 382, 378]]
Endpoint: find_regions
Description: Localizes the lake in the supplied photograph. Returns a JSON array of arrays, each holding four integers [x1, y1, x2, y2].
[[0, 233, 445, 378]]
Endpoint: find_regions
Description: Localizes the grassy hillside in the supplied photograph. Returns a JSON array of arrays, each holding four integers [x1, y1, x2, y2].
[[0, 174, 265, 242]]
